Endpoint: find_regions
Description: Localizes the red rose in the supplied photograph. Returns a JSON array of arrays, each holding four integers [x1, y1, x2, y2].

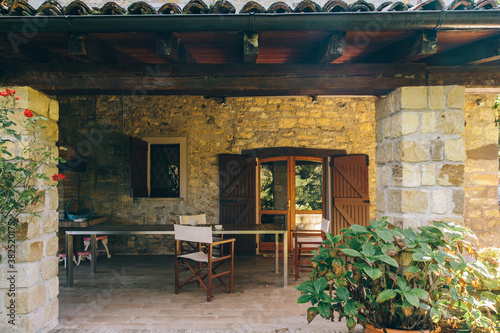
[[0, 92, 7, 97], [15, 96, 19, 100], [51, 173, 66, 181], [24, 109, 33, 118]]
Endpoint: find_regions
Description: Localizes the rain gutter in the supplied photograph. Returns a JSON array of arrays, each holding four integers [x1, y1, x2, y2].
[[0, 10, 499, 33]]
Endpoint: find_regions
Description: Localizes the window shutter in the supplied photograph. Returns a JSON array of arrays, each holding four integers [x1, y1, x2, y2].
[[330, 154, 370, 235], [130, 137, 148, 198], [219, 154, 256, 255]]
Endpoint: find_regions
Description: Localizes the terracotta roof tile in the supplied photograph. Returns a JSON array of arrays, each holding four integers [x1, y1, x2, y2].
[[3, 0, 499, 16]]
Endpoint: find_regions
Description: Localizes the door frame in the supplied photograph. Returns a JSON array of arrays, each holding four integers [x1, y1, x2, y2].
[[257, 155, 326, 252]]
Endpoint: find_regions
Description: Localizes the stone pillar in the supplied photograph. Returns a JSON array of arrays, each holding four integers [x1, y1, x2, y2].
[[375, 86, 465, 229], [0, 87, 59, 332], [463, 94, 500, 247]]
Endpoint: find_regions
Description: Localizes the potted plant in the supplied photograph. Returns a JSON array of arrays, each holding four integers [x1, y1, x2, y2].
[[296, 218, 499, 332]]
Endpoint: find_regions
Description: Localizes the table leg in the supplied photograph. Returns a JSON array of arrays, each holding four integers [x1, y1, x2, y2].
[[91, 234, 97, 274], [283, 230, 288, 287], [274, 233, 279, 274], [65, 234, 73, 287]]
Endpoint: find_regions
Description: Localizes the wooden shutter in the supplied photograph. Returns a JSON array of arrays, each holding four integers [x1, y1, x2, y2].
[[130, 137, 148, 198], [330, 154, 370, 236], [219, 154, 256, 255]]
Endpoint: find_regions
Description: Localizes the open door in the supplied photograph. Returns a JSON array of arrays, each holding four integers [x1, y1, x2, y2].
[[330, 155, 370, 235], [219, 154, 257, 255]]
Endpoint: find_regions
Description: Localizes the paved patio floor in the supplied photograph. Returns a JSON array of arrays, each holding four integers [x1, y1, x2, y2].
[[52, 255, 364, 333]]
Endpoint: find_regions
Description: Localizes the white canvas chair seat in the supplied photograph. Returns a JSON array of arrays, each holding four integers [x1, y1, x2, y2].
[[179, 214, 223, 253], [292, 218, 330, 281], [174, 224, 235, 302]]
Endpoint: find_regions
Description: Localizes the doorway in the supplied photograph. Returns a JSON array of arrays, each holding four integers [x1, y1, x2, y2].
[[258, 156, 324, 252]]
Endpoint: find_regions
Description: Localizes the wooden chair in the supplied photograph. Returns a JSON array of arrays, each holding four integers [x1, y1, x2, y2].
[[179, 214, 223, 254], [292, 218, 330, 280], [174, 224, 235, 302]]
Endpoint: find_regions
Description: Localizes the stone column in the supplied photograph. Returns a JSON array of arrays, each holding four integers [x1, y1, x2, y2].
[[0, 87, 59, 332], [375, 86, 465, 229]]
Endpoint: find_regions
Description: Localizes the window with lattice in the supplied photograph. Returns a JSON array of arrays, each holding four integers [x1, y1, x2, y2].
[[150, 144, 180, 198]]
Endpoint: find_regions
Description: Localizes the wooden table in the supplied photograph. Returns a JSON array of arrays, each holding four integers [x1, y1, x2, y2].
[[65, 224, 288, 287]]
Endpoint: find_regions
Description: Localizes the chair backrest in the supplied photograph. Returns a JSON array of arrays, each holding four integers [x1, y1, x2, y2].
[[179, 214, 207, 225], [321, 218, 330, 234], [174, 224, 213, 243]]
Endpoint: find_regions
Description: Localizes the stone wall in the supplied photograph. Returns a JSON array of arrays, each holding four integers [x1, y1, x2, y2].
[[375, 86, 466, 229], [0, 87, 59, 333], [463, 94, 500, 248], [57, 95, 377, 254]]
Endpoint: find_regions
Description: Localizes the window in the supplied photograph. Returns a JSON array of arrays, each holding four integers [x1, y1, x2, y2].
[[130, 137, 186, 199]]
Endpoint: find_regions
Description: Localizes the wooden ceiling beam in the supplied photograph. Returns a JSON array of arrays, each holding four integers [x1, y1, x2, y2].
[[2, 63, 499, 96], [304, 31, 346, 64], [355, 30, 437, 63], [243, 33, 258, 64], [423, 35, 500, 66]]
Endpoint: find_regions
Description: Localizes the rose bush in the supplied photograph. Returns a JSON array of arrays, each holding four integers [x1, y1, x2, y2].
[[0, 88, 65, 259]]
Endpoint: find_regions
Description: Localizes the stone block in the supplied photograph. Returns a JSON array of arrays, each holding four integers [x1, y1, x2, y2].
[[421, 164, 436, 186], [45, 187, 59, 211], [428, 86, 445, 110], [388, 190, 402, 213], [41, 121, 59, 143], [421, 112, 436, 134], [13, 86, 51, 118], [383, 118, 391, 138], [390, 113, 402, 138], [45, 235, 58, 257], [0, 262, 40, 289], [401, 113, 419, 135], [43, 211, 59, 233], [474, 174, 499, 186], [437, 164, 464, 186], [375, 94, 392, 120], [399, 140, 430, 162], [446, 86, 465, 109], [376, 190, 386, 212], [278, 118, 296, 129], [47, 277, 58, 300], [445, 138, 465, 162], [17, 240, 43, 263], [43, 298, 58, 328], [431, 189, 448, 214], [375, 121, 384, 143], [16, 215, 41, 240], [41, 256, 58, 280], [402, 163, 421, 187], [402, 190, 428, 213], [438, 111, 465, 134], [400, 87, 428, 110], [48, 100, 59, 121], [381, 165, 390, 187], [10, 283, 46, 314], [431, 140, 444, 161]]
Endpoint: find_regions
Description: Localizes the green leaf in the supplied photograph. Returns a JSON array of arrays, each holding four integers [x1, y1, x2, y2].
[[326, 233, 342, 244], [375, 255, 399, 268], [336, 286, 350, 302], [344, 301, 358, 315], [375, 228, 394, 243], [314, 277, 328, 294], [397, 276, 408, 290], [346, 317, 356, 329], [376, 289, 397, 303], [404, 292, 420, 307], [317, 302, 330, 318], [406, 266, 421, 273], [413, 251, 431, 262], [361, 242, 376, 257], [296, 281, 316, 294], [340, 249, 362, 257], [298, 294, 314, 303], [411, 288, 428, 300], [363, 266, 382, 280], [350, 224, 370, 233]]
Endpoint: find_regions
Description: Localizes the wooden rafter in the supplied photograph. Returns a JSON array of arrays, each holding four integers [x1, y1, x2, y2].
[[304, 31, 346, 64]]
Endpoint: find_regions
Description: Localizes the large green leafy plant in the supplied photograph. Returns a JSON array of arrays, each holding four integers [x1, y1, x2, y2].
[[296, 218, 499, 332], [0, 88, 65, 260]]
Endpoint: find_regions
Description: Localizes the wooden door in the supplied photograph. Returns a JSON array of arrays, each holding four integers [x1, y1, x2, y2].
[[219, 154, 256, 255], [330, 155, 370, 236]]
